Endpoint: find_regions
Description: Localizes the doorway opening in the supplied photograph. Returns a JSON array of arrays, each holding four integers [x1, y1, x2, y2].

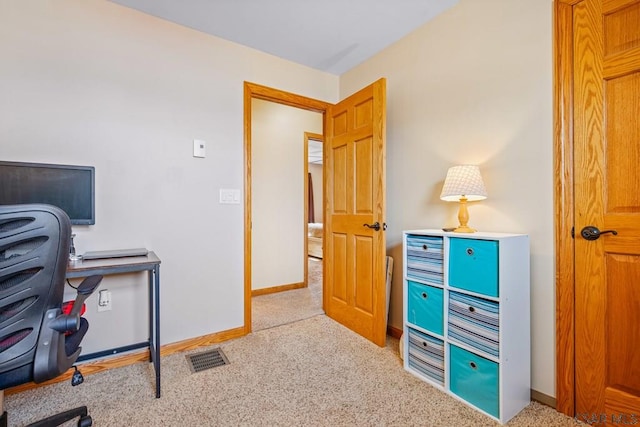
[[243, 82, 330, 334], [244, 78, 388, 346], [250, 106, 324, 331]]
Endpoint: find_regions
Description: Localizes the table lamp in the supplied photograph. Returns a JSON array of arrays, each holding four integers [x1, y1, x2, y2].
[[440, 165, 487, 233]]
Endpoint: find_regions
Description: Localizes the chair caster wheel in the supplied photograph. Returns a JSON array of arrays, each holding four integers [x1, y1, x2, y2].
[[78, 415, 92, 427]]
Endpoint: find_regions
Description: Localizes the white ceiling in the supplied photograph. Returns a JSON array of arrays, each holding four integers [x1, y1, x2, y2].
[[107, 0, 459, 75]]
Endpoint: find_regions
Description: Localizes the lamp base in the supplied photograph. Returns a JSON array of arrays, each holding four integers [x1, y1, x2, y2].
[[453, 197, 476, 233], [453, 225, 476, 233]]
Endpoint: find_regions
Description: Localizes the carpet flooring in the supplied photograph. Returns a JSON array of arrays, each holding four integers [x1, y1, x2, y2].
[[5, 315, 584, 426], [252, 257, 323, 331], [5, 258, 585, 426]]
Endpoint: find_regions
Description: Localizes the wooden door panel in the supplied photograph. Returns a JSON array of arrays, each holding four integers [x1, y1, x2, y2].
[[325, 78, 386, 346], [605, 72, 640, 213], [604, 1, 640, 78], [355, 136, 373, 214], [354, 235, 374, 312], [605, 254, 640, 392], [604, 0, 639, 14], [606, 388, 640, 418], [331, 110, 348, 136], [604, 2, 640, 55], [573, 0, 640, 420], [331, 233, 348, 302], [354, 99, 373, 129], [332, 143, 348, 213]]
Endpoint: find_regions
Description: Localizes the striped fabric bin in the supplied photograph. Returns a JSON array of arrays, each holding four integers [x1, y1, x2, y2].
[[405, 235, 443, 285], [448, 291, 500, 357], [408, 328, 445, 386]]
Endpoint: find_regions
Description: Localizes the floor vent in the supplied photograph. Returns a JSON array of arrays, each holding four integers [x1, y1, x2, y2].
[[186, 348, 229, 373]]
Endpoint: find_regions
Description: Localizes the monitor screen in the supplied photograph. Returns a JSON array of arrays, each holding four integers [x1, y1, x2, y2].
[[0, 161, 95, 225]]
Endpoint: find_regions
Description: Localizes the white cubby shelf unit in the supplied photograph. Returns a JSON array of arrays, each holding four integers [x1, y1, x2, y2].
[[402, 229, 530, 424]]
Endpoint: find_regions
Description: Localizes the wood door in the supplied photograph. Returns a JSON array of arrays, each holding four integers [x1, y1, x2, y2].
[[572, 0, 640, 422], [324, 78, 387, 346]]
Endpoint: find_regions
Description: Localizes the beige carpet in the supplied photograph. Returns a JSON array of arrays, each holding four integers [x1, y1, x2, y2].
[[5, 258, 583, 426], [252, 257, 323, 331], [6, 313, 584, 427]]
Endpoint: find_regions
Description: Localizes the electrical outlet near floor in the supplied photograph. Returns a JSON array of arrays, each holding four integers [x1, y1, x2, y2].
[[98, 289, 112, 312]]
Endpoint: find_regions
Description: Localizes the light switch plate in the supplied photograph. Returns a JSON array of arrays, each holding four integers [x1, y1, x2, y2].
[[220, 189, 241, 204], [193, 139, 206, 158]]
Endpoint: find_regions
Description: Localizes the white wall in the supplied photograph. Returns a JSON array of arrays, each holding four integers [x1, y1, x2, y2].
[[251, 99, 322, 290], [0, 0, 338, 353], [340, 0, 554, 396]]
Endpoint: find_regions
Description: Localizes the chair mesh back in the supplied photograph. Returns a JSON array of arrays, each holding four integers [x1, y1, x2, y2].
[[0, 218, 33, 233], [0, 204, 71, 388], [0, 329, 33, 353], [0, 297, 38, 325], [0, 268, 42, 292]]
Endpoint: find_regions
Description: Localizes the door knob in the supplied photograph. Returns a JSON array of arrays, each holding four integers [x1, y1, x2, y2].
[[580, 226, 618, 241], [363, 222, 387, 231], [363, 222, 381, 231]]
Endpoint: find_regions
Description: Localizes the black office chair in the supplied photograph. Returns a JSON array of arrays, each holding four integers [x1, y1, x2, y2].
[[0, 204, 102, 427]]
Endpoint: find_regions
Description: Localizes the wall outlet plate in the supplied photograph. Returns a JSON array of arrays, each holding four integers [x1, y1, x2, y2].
[[98, 289, 112, 312]]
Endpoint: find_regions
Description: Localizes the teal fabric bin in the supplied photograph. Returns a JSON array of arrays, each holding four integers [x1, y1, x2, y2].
[[448, 238, 499, 297], [407, 281, 443, 335], [449, 344, 499, 418]]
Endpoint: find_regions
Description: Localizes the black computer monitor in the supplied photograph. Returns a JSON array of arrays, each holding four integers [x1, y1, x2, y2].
[[0, 161, 95, 225]]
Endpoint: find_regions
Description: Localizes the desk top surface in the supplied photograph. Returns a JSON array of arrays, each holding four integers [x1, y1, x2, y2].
[[67, 251, 160, 275]]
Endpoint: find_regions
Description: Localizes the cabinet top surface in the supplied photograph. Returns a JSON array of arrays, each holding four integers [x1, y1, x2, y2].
[[404, 229, 528, 239]]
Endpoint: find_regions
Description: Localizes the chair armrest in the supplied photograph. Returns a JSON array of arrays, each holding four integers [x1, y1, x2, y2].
[[77, 275, 103, 296], [69, 275, 103, 316]]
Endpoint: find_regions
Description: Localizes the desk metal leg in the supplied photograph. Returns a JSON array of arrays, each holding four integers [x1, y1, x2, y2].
[[149, 266, 161, 398]]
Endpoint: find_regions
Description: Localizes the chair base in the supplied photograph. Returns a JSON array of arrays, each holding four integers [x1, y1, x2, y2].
[[1, 406, 91, 427], [27, 406, 91, 427]]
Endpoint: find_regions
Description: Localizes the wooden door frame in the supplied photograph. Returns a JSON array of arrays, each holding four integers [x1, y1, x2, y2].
[[243, 82, 330, 334], [554, 0, 580, 417]]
